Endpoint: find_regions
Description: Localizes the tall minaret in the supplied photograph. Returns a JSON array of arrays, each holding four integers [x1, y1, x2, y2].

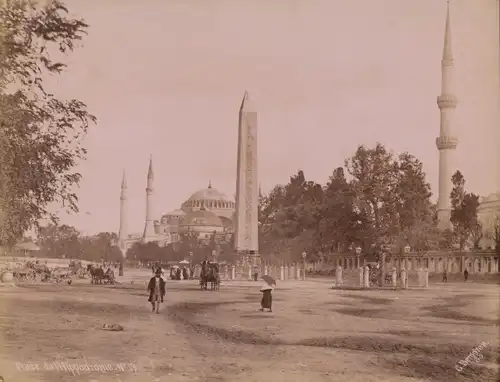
[[142, 156, 156, 241], [436, 1, 459, 231], [118, 170, 128, 255], [234, 91, 259, 265]]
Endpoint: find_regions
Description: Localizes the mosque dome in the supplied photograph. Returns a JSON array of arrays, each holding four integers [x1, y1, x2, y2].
[[164, 209, 186, 217], [182, 182, 235, 210], [180, 209, 223, 227]]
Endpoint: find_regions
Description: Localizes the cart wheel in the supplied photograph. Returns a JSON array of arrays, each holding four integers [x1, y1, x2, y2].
[[26, 269, 36, 282]]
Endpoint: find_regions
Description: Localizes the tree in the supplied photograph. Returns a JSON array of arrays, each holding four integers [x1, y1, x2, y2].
[[0, 0, 95, 246], [450, 171, 480, 249], [393, 153, 436, 251], [316, 167, 362, 253], [258, 171, 324, 262], [126, 242, 163, 263], [37, 223, 81, 258], [345, 144, 400, 249]]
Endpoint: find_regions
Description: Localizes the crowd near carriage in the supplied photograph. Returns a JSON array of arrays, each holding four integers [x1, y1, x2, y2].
[[0, 257, 120, 285]]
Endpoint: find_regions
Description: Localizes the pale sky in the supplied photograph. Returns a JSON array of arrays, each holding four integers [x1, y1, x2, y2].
[[45, 0, 500, 235]]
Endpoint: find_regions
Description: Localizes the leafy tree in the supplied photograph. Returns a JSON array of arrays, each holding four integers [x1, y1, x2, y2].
[[37, 223, 81, 258], [316, 167, 362, 253], [85, 232, 122, 262], [259, 171, 324, 262], [126, 242, 163, 263], [0, 0, 95, 246], [450, 171, 480, 249], [345, 144, 400, 248]]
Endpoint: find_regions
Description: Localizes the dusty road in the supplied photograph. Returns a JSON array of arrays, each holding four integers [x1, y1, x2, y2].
[[0, 275, 498, 382]]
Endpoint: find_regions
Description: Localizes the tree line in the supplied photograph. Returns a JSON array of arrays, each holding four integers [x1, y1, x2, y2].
[[32, 224, 123, 262], [259, 144, 498, 262]]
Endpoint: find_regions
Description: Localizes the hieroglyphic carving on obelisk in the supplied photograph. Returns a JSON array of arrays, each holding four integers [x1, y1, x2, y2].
[[234, 91, 259, 263]]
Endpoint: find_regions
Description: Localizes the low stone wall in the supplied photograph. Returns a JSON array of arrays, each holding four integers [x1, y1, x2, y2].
[[217, 263, 306, 281], [332, 266, 429, 289], [306, 251, 499, 275]]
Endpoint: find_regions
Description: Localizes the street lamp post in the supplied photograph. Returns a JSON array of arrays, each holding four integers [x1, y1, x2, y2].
[[302, 252, 307, 280], [355, 246, 362, 268], [404, 245, 410, 270]]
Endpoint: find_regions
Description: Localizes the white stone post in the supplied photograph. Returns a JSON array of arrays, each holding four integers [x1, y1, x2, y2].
[[401, 268, 407, 289], [248, 266, 252, 281], [363, 266, 370, 288], [295, 267, 300, 280], [231, 265, 236, 280], [359, 267, 364, 287], [391, 267, 397, 288], [335, 266, 343, 287], [264, 265, 268, 276], [423, 268, 429, 288], [280, 265, 285, 281]]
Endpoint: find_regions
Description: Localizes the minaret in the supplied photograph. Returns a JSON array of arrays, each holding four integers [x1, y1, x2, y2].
[[142, 156, 156, 241], [118, 170, 128, 256], [234, 91, 259, 265], [436, 1, 459, 231]]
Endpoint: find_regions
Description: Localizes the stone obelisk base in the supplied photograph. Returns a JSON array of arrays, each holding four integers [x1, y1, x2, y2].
[[237, 251, 261, 267]]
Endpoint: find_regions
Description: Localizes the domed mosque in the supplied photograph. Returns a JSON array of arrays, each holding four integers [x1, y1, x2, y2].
[[160, 181, 235, 241], [116, 159, 236, 254]]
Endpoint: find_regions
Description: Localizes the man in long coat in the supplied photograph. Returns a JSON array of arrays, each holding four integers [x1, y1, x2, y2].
[[147, 269, 166, 314]]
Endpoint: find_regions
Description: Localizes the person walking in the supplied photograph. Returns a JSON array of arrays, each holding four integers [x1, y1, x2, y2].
[[464, 268, 469, 282], [147, 269, 166, 314], [260, 285, 273, 312], [442, 268, 448, 283]]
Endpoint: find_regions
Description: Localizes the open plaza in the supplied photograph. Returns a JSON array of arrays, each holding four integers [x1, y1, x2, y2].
[[0, 267, 498, 382]]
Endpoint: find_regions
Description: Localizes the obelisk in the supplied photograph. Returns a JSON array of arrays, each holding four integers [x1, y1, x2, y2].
[[118, 170, 128, 257], [234, 91, 259, 265]]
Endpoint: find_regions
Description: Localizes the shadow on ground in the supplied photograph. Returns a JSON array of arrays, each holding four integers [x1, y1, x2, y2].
[[167, 299, 500, 382], [423, 294, 499, 326]]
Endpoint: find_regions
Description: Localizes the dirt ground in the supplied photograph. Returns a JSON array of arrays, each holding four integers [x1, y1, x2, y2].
[[0, 271, 499, 382]]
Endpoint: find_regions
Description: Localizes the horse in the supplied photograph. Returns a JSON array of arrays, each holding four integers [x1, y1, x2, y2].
[[199, 262, 208, 290], [208, 265, 220, 290], [89, 265, 104, 284], [200, 263, 220, 291]]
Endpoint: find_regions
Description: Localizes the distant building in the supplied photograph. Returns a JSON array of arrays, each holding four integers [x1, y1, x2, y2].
[[117, 164, 235, 257]]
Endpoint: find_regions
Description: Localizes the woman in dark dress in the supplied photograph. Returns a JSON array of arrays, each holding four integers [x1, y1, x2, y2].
[[260, 286, 273, 312]]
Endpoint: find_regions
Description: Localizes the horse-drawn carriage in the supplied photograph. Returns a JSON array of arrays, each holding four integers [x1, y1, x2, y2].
[[199, 262, 220, 291], [88, 264, 115, 285], [26, 261, 51, 282], [12, 264, 37, 283]]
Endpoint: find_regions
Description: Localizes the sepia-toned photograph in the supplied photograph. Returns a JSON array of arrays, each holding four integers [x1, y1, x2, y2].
[[0, 0, 499, 381]]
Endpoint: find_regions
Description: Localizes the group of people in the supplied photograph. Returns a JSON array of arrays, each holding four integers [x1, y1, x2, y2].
[[441, 268, 469, 282], [146, 262, 274, 314]]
